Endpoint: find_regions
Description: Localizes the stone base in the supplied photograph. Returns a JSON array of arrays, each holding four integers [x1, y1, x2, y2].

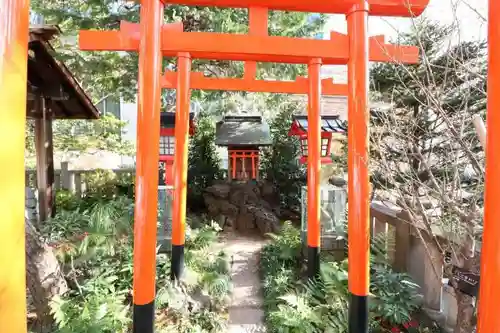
[[301, 233, 346, 261], [157, 235, 172, 254], [321, 235, 346, 252]]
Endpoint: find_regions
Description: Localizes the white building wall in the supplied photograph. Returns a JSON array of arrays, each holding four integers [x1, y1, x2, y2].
[[120, 97, 138, 146]]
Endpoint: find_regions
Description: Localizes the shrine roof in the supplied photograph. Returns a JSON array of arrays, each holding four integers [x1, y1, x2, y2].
[[27, 25, 99, 120], [160, 112, 196, 128], [215, 115, 272, 146], [289, 115, 347, 135]]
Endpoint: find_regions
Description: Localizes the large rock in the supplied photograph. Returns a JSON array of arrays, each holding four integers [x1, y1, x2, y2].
[[204, 181, 281, 235]]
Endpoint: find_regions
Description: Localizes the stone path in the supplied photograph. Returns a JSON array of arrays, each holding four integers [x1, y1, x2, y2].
[[221, 233, 267, 333]]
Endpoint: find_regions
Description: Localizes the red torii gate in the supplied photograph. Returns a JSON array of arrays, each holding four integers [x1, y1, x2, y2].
[[78, 3, 422, 332], [2, 1, 500, 333]]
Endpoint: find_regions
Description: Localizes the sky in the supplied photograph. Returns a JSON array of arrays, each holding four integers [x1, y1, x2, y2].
[[320, 0, 488, 82]]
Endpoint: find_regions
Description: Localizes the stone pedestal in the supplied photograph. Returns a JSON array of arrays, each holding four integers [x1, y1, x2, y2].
[[300, 185, 347, 253], [422, 242, 444, 319], [157, 185, 173, 253]]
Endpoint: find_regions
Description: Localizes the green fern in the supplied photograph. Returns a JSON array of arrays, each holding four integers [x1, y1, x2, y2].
[[261, 222, 423, 332]]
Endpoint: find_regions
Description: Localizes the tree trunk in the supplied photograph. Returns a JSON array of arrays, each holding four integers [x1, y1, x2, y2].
[[26, 218, 68, 333], [454, 291, 476, 333], [453, 221, 479, 333]]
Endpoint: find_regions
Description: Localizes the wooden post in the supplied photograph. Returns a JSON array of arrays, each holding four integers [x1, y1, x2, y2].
[[394, 211, 411, 273], [132, 1, 164, 331], [74, 172, 82, 197], [372, 218, 387, 237], [347, 2, 370, 332], [371, 218, 389, 262], [60, 161, 70, 190], [171, 52, 192, 281], [34, 97, 55, 222], [306, 57, 322, 280], [54, 172, 61, 190]]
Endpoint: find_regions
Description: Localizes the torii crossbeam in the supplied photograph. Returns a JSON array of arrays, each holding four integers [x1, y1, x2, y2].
[[160, 0, 429, 16], [80, 24, 419, 64]]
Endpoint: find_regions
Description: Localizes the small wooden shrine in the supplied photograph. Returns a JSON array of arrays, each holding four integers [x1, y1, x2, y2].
[[215, 115, 271, 181]]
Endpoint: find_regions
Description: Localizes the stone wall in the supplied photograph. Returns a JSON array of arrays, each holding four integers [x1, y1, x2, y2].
[[26, 187, 38, 223], [203, 181, 282, 235]]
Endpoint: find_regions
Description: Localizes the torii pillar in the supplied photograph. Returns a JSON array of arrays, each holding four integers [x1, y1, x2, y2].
[[477, 0, 500, 332], [131, 1, 164, 333], [0, 1, 30, 333]]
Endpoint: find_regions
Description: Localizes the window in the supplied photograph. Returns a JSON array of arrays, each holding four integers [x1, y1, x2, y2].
[[160, 136, 175, 155], [321, 138, 330, 156], [300, 138, 331, 157], [301, 138, 308, 157]]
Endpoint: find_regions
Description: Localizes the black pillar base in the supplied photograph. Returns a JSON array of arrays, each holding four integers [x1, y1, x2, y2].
[[133, 301, 154, 333], [348, 293, 368, 333], [306, 245, 320, 280], [170, 244, 185, 281]]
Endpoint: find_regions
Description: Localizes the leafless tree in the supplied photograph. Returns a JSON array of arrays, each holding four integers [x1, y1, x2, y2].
[[369, 2, 486, 332]]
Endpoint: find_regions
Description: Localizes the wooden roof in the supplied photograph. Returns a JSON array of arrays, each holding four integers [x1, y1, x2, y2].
[[160, 112, 196, 128], [26, 26, 99, 120], [215, 115, 272, 147], [288, 115, 346, 136], [292, 95, 392, 121]]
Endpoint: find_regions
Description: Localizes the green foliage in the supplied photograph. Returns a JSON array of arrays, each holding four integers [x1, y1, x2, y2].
[[264, 222, 302, 263], [187, 113, 223, 211], [82, 169, 135, 201], [261, 223, 303, 331], [42, 191, 231, 333], [30, 2, 326, 103], [25, 114, 134, 157], [55, 169, 134, 212], [51, 292, 130, 333], [261, 223, 428, 333], [56, 190, 84, 211], [261, 103, 306, 208], [330, 135, 347, 173], [371, 268, 420, 325], [372, 19, 486, 114]]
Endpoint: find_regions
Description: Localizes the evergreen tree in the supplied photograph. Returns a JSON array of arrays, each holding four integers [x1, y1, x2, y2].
[[260, 99, 305, 209], [187, 112, 223, 211], [30, 1, 326, 103]]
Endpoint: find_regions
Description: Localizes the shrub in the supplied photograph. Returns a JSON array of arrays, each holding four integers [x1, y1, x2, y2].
[[187, 113, 223, 212], [55, 169, 134, 212], [41, 196, 231, 333], [260, 104, 306, 210], [261, 223, 430, 333]]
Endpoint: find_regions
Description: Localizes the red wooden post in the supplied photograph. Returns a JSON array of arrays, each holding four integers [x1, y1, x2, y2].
[[477, 0, 500, 331], [132, 1, 164, 332], [347, 1, 370, 332], [171, 52, 192, 280], [306, 58, 322, 279]]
